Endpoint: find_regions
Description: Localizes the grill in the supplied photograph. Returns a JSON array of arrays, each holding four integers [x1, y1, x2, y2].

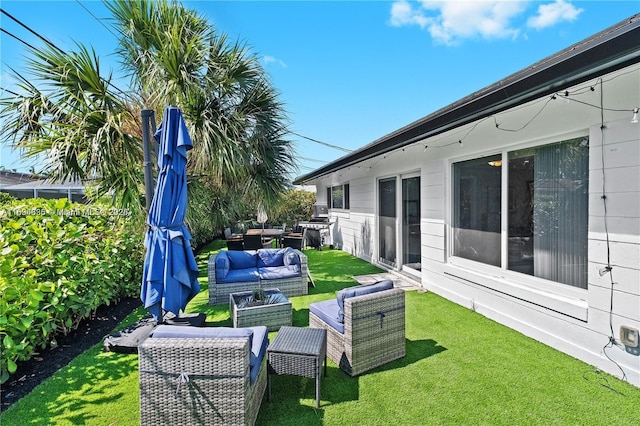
[[297, 203, 331, 249]]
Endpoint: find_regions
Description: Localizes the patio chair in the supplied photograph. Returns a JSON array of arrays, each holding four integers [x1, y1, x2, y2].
[[309, 280, 405, 376], [282, 235, 304, 250], [226, 236, 244, 251], [224, 227, 233, 239], [139, 325, 268, 426], [243, 233, 273, 250]]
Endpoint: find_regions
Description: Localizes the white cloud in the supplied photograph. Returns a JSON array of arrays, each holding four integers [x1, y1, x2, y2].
[[390, 0, 430, 28], [262, 55, 287, 68], [527, 0, 583, 30], [389, 0, 583, 45]]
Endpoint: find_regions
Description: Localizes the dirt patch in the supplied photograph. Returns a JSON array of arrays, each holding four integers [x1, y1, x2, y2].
[[0, 297, 142, 413]]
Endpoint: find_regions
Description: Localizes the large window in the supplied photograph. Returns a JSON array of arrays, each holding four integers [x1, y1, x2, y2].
[[328, 184, 350, 209], [452, 137, 588, 289], [453, 154, 502, 267]]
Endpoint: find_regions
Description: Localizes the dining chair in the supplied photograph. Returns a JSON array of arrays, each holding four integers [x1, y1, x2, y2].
[[283, 235, 304, 250], [243, 234, 272, 250], [226, 237, 244, 251]]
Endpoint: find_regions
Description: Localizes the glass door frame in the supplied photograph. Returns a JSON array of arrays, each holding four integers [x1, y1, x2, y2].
[[401, 173, 421, 278], [376, 172, 421, 277], [377, 176, 397, 268]]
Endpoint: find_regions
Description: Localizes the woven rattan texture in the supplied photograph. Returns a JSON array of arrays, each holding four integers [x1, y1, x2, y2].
[[208, 250, 308, 305], [139, 337, 266, 426], [309, 288, 406, 376], [230, 291, 292, 331], [267, 326, 326, 378]]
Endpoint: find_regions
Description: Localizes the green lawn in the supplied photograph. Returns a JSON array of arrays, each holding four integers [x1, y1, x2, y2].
[[2, 241, 639, 425]]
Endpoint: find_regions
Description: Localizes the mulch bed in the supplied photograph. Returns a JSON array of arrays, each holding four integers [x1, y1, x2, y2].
[[0, 297, 142, 413]]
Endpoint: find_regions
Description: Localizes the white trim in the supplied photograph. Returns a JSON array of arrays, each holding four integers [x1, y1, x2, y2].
[[329, 183, 349, 210], [444, 263, 588, 321], [500, 150, 509, 270]]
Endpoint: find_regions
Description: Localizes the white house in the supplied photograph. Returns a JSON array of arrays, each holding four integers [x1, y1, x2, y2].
[[294, 15, 640, 386]]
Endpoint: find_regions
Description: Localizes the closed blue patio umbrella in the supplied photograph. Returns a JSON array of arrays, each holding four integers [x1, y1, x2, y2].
[[141, 106, 200, 322]]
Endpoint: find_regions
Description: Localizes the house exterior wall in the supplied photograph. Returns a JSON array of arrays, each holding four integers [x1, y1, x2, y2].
[[316, 64, 640, 386]]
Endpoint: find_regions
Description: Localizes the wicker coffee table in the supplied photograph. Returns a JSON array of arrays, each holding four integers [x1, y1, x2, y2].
[[267, 326, 327, 408], [229, 288, 292, 331]]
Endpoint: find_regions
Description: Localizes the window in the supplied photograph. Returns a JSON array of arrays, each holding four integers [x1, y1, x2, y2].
[[453, 155, 502, 267], [327, 184, 350, 209], [452, 137, 588, 289]]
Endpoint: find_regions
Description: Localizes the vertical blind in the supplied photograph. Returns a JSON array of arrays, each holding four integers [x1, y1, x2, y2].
[[533, 139, 589, 288]]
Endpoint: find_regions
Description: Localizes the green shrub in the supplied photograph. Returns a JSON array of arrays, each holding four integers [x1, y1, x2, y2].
[[270, 189, 316, 228], [0, 198, 144, 383], [0, 192, 16, 204]]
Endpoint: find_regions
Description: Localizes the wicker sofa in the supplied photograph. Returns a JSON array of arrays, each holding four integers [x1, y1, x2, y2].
[[139, 325, 268, 426], [308, 280, 405, 376], [208, 248, 308, 305]]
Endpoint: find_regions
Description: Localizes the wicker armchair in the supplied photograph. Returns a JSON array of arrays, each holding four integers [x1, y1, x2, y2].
[[309, 284, 405, 376], [139, 332, 267, 426]]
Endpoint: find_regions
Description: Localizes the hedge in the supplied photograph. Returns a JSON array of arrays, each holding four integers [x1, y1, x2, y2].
[[0, 197, 145, 383]]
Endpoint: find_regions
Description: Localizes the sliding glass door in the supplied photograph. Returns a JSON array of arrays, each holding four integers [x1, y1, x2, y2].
[[378, 175, 421, 272], [402, 176, 421, 274], [378, 177, 397, 267]]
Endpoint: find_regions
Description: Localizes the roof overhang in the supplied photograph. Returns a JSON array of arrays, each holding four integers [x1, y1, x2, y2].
[[293, 14, 640, 185]]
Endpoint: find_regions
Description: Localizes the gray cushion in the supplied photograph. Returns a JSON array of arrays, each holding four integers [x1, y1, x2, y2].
[[152, 324, 253, 339], [336, 280, 394, 323], [309, 299, 344, 334], [247, 326, 269, 384]]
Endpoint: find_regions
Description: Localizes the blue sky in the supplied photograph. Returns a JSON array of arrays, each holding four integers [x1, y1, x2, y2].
[[1, 1, 638, 177]]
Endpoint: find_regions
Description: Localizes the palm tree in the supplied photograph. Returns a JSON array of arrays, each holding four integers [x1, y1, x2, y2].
[[0, 42, 145, 209], [108, 0, 295, 211], [0, 0, 295, 225]]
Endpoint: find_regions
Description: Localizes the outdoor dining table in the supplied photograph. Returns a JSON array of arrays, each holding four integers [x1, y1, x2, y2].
[[245, 228, 285, 237], [246, 228, 285, 247]]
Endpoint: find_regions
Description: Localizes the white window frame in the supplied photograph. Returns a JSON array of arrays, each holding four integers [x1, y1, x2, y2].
[[328, 183, 350, 210], [445, 133, 589, 319]]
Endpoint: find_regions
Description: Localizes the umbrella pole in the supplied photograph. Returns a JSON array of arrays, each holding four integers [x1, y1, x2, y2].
[[141, 109, 156, 212]]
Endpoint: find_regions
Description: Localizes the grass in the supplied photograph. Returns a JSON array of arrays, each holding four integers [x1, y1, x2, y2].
[[2, 240, 639, 425]]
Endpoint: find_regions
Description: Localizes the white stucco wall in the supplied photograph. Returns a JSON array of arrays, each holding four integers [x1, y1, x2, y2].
[[316, 64, 640, 386]]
